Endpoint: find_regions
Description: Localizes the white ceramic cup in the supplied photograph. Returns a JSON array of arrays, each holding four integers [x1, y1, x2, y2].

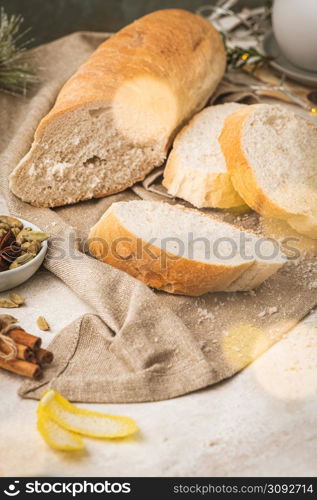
[[272, 0, 317, 71]]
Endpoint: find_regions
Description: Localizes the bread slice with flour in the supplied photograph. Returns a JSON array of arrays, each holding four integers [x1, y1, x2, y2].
[[219, 103, 317, 238], [88, 201, 285, 296], [163, 103, 246, 208], [9, 9, 226, 208]]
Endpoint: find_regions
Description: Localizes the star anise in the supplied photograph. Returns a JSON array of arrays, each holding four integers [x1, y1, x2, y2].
[[0, 230, 21, 271], [1, 243, 21, 262], [0, 229, 15, 250], [0, 256, 8, 271]]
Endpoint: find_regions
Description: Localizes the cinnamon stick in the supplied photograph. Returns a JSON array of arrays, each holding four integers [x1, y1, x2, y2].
[[0, 339, 35, 362], [36, 348, 54, 365], [19, 345, 36, 363], [0, 358, 42, 380], [7, 328, 41, 350]]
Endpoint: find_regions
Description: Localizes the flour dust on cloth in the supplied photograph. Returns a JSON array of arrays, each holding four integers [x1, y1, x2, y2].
[[1, 32, 317, 402]]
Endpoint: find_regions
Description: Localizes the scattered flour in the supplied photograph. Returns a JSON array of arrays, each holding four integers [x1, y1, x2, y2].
[[258, 306, 279, 319], [197, 307, 215, 324]]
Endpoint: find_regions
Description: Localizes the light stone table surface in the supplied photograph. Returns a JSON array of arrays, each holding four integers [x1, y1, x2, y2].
[[0, 194, 316, 477]]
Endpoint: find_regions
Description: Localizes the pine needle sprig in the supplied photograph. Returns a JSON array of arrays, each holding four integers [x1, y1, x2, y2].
[[226, 45, 274, 73], [0, 8, 38, 96]]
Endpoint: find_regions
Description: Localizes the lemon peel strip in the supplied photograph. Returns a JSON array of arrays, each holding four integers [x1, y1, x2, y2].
[[37, 410, 85, 451], [38, 390, 138, 439]]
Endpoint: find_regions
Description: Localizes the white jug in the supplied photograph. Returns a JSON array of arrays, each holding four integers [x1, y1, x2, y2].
[[272, 0, 317, 71]]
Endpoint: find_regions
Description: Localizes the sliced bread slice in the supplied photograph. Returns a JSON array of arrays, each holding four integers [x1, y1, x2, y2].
[[162, 103, 246, 209], [88, 200, 285, 296], [219, 103, 317, 238]]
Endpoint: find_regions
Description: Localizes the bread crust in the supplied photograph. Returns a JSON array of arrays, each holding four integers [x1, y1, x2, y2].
[[88, 205, 258, 296], [41, 11, 221, 126], [219, 105, 317, 238], [38, 9, 225, 130], [219, 106, 290, 218]]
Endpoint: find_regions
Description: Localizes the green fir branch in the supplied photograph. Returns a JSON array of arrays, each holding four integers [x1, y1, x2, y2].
[[226, 45, 274, 72], [0, 8, 38, 96]]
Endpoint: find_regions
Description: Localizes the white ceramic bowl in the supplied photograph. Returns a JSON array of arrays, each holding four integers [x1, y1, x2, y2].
[[0, 217, 48, 292]]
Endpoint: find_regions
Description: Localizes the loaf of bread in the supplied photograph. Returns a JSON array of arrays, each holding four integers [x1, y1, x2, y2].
[[9, 9, 226, 208], [219, 104, 317, 238], [88, 200, 285, 296], [163, 103, 246, 208]]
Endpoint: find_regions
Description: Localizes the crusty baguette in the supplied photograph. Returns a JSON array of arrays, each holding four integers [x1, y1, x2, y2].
[[163, 103, 246, 208], [9, 9, 226, 208], [88, 201, 285, 296], [219, 104, 317, 238]]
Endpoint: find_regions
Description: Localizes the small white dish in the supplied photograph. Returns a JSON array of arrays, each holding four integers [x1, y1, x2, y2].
[[0, 217, 48, 292], [262, 32, 317, 88]]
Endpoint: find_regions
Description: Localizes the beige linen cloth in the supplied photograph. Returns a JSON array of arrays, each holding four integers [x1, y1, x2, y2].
[[1, 32, 317, 402]]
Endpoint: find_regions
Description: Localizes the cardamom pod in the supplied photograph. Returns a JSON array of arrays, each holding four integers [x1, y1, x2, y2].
[[9, 252, 34, 269], [37, 316, 50, 331], [9, 292, 25, 305], [0, 216, 23, 229], [24, 231, 49, 243], [0, 298, 19, 308], [27, 241, 41, 255], [0, 314, 17, 327], [11, 227, 21, 238], [21, 242, 31, 250], [16, 227, 32, 244]]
